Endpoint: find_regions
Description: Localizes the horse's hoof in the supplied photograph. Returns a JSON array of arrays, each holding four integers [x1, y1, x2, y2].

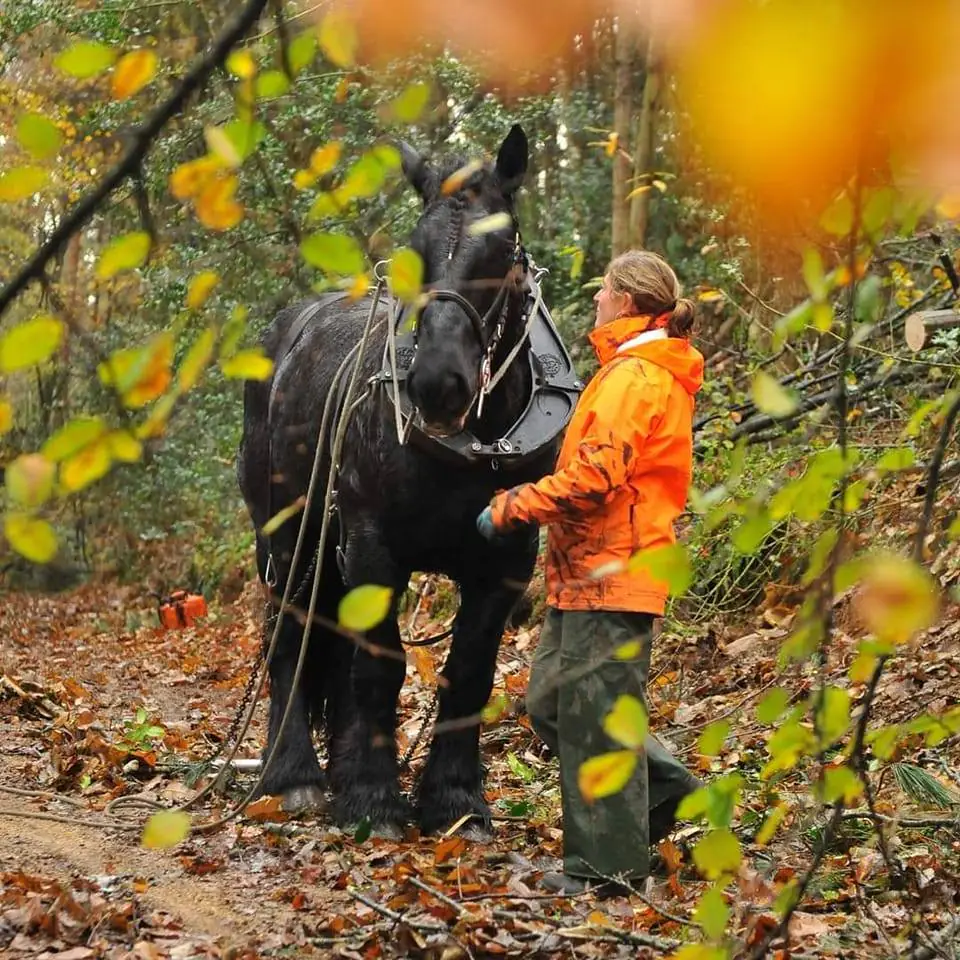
[[456, 821, 493, 843], [281, 784, 327, 813]]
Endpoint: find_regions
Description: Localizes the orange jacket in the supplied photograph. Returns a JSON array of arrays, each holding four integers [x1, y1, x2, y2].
[[489, 315, 704, 613]]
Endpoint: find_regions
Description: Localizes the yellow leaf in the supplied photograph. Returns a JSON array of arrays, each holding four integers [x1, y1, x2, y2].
[[0, 315, 64, 371], [577, 750, 637, 803], [614, 639, 642, 660], [853, 552, 939, 644], [338, 584, 393, 632], [98, 335, 173, 408], [0, 398, 12, 436], [42, 417, 106, 461], [141, 810, 191, 849], [309, 191, 341, 220], [220, 348, 273, 381], [602, 695, 648, 749], [5, 454, 55, 508], [204, 126, 243, 168], [106, 430, 142, 463], [441, 160, 483, 196], [318, 9, 358, 67], [16, 114, 63, 159], [467, 212, 513, 237], [388, 247, 423, 303], [697, 289, 725, 303], [755, 803, 788, 846], [169, 156, 223, 201], [60, 439, 112, 493], [226, 49, 257, 79], [186, 271, 220, 310], [195, 175, 244, 231], [261, 496, 307, 536], [4, 514, 58, 564], [348, 273, 370, 300], [111, 49, 157, 99], [384, 82, 431, 123], [310, 141, 342, 176], [751, 370, 798, 418], [178, 326, 217, 392], [664, 946, 728, 960], [627, 543, 692, 596], [55, 40, 117, 78], [135, 393, 177, 440], [0, 166, 49, 203], [625, 184, 652, 199], [692, 828, 741, 880], [605, 132, 619, 157], [293, 169, 317, 191], [96, 231, 151, 280]]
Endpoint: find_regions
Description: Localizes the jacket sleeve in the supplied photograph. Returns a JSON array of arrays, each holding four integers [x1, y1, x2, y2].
[[489, 360, 667, 529]]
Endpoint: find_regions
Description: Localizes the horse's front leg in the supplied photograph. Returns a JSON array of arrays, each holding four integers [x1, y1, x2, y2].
[[416, 534, 537, 839], [328, 520, 410, 836]]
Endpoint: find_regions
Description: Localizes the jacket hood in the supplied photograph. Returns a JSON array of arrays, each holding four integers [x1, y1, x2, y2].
[[588, 315, 704, 395]]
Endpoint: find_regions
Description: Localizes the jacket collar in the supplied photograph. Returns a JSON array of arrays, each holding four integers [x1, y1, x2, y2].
[[589, 315, 659, 365]]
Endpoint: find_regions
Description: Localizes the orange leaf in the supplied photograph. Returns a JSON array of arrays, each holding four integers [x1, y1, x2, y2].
[[434, 836, 466, 863], [111, 49, 158, 99], [195, 175, 244, 231], [169, 156, 223, 201], [245, 796, 289, 821]]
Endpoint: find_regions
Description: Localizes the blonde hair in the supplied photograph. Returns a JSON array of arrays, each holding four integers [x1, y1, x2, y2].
[[606, 250, 696, 338]]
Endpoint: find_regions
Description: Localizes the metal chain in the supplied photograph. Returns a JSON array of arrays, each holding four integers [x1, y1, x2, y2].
[[399, 686, 440, 770]]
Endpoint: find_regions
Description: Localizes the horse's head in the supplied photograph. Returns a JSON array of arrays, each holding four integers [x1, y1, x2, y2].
[[398, 124, 529, 438]]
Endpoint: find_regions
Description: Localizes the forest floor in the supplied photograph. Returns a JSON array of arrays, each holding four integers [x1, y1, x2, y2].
[[1, 523, 959, 959]]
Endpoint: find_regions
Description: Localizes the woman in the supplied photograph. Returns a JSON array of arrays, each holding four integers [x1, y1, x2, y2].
[[477, 250, 704, 894]]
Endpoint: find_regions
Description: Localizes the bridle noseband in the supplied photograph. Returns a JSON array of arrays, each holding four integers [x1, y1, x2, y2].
[[406, 198, 527, 420]]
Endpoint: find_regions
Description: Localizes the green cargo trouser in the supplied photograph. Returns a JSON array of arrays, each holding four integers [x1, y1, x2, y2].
[[527, 607, 701, 881]]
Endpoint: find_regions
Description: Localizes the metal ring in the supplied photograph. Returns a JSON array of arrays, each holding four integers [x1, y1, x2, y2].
[[373, 259, 391, 283]]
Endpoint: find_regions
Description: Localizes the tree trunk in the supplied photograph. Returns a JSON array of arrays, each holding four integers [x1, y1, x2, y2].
[[628, 32, 660, 248], [611, 16, 637, 258]]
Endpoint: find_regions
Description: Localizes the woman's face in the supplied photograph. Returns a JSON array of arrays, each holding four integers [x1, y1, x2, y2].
[[593, 274, 632, 329]]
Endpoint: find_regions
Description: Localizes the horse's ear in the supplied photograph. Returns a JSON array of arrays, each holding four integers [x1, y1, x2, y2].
[[398, 140, 432, 201], [495, 124, 528, 197]]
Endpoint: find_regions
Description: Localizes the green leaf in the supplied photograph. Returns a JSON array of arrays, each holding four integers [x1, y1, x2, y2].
[[338, 584, 392, 632], [177, 327, 217, 392], [855, 275, 883, 324], [694, 885, 730, 940], [802, 247, 827, 300], [353, 816, 372, 843], [507, 751, 536, 782], [42, 417, 106, 461], [698, 720, 730, 757], [812, 302, 834, 332], [692, 828, 741, 880], [773, 300, 813, 349], [16, 113, 63, 159], [602, 694, 648, 749], [627, 543, 692, 596], [0, 315, 64, 371], [876, 446, 916, 473], [763, 719, 816, 777], [261, 496, 306, 536], [481, 692, 510, 724], [141, 810, 191, 849], [218, 305, 248, 360], [96, 231, 151, 280], [677, 786, 711, 822], [820, 192, 854, 236], [774, 879, 800, 918], [863, 186, 895, 237], [614, 639, 643, 660], [731, 510, 774, 554], [802, 527, 839, 586], [300, 232, 366, 275], [288, 31, 318, 74], [55, 40, 117, 78], [223, 119, 267, 163], [255, 70, 291, 99], [318, 9, 357, 67], [220, 348, 274, 381], [388, 247, 424, 303], [818, 765, 863, 804], [4, 514, 58, 563], [577, 751, 637, 802], [843, 478, 869, 512], [384, 81, 431, 122], [756, 687, 790, 725], [0, 166, 49, 203], [337, 146, 401, 202], [868, 724, 901, 761], [751, 371, 798, 418], [755, 804, 788, 846], [5, 454, 55, 508]]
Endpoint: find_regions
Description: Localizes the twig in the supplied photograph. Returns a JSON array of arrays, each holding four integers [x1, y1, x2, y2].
[[0, 0, 271, 321], [347, 886, 447, 933], [271, 0, 294, 79], [0, 807, 139, 831], [737, 278, 787, 317], [914, 391, 960, 560], [899, 915, 960, 960], [406, 876, 466, 915], [840, 810, 959, 829], [0, 784, 87, 808]]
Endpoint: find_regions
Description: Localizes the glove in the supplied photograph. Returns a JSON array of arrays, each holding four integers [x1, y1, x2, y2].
[[476, 505, 499, 541]]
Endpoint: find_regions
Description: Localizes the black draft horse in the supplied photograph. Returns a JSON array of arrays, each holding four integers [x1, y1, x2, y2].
[[237, 124, 578, 837]]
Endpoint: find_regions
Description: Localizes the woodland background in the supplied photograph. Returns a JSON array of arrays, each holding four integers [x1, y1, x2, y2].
[[1, 2, 960, 959]]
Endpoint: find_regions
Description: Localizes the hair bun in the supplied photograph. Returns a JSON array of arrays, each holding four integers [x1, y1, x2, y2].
[[667, 298, 696, 338]]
